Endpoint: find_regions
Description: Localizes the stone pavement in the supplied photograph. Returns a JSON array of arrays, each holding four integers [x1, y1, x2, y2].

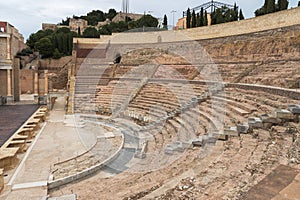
[[0, 95, 88, 200], [0, 104, 39, 146], [242, 165, 300, 200]]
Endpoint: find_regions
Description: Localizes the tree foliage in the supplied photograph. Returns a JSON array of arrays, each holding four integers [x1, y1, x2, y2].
[[186, 8, 191, 28], [163, 14, 168, 29], [211, 6, 240, 25], [136, 15, 159, 28], [191, 10, 197, 28], [204, 10, 208, 26], [255, 0, 289, 16], [200, 7, 204, 26], [233, 3, 239, 21], [82, 27, 100, 38], [59, 9, 118, 26], [35, 37, 53, 58], [184, 4, 241, 28], [27, 28, 76, 59], [239, 9, 245, 20], [278, 0, 289, 11]]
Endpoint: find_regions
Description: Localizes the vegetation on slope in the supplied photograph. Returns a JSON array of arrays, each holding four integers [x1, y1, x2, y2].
[[26, 8, 159, 59], [27, 28, 76, 59]]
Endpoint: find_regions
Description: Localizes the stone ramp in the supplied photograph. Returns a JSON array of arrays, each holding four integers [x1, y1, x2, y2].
[[240, 165, 299, 200], [0, 105, 40, 147]]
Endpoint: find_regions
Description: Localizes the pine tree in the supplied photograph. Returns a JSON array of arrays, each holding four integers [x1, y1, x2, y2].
[[200, 7, 204, 26], [163, 14, 168, 29], [186, 8, 191, 28], [192, 10, 197, 28], [239, 9, 245, 20], [267, 0, 276, 13]]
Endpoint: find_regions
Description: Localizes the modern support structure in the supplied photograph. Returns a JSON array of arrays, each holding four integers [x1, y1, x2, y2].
[[171, 10, 177, 30], [183, 0, 234, 16], [0, 22, 26, 103], [122, 0, 129, 14]]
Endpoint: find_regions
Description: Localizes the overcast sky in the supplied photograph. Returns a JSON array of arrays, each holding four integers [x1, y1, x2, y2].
[[0, 0, 298, 40]]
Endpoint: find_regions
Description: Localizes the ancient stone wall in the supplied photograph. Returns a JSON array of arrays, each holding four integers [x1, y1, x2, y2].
[[0, 38, 7, 60], [183, 7, 300, 40], [38, 56, 72, 70], [0, 71, 7, 95], [69, 18, 88, 34], [20, 69, 34, 94], [226, 83, 300, 100]]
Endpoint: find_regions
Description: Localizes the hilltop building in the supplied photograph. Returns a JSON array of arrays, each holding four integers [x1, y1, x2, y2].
[[69, 18, 88, 34], [42, 18, 88, 35], [111, 12, 144, 23]]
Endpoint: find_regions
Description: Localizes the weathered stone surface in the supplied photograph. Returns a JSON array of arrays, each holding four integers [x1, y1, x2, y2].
[[164, 141, 191, 154], [237, 124, 249, 134], [224, 126, 239, 136], [288, 105, 300, 114], [191, 138, 203, 147], [260, 114, 281, 124], [275, 109, 294, 120], [248, 117, 263, 128], [202, 135, 217, 145]]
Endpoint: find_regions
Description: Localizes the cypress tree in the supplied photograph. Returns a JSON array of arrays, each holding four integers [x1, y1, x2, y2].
[[200, 7, 204, 26], [214, 8, 224, 24], [57, 33, 64, 53], [196, 13, 201, 27], [233, 3, 239, 21], [163, 14, 168, 29], [62, 34, 68, 55], [204, 10, 208, 26], [239, 9, 245, 20], [68, 33, 73, 55], [186, 8, 191, 28], [267, 0, 276, 13], [77, 27, 81, 36], [298, 1, 300, 6], [192, 10, 197, 28], [278, 0, 289, 10]]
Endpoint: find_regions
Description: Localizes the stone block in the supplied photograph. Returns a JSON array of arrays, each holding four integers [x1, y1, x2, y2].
[[224, 126, 239, 136], [191, 138, 203, 147], [217, 133, 229, 141], [202, 135, 217, 145], [288, 105, 300, 114], [260, 114, 281, 124], [164, 145, 174, 154], [248, 117, 263, 128], [38, 96, 48, 105], [237, 124, 249, 134], [164, 143, 184, 154], [209, 131, 229, 141], [275, 109, 294, 120], [263, 122, 273, 129], [164, 141, 192, 154]]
